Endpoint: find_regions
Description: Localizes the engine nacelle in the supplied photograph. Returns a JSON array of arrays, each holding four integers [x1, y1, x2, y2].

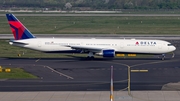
[[102, 49, 115, 57]]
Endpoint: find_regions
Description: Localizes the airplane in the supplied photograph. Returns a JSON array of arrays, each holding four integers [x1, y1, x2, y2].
[[6, 13, 176, 60]]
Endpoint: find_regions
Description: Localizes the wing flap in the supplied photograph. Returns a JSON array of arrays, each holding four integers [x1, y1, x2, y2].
[[65, 45, 102, 52], [66, 45, 114, 53]]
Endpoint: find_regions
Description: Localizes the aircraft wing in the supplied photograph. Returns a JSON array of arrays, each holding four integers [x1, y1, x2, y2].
[[65, 45, 110, 53]]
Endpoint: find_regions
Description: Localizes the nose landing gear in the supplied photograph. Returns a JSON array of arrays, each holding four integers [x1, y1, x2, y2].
[[160, 52, 175, 60], [172, 52, 175, 58]]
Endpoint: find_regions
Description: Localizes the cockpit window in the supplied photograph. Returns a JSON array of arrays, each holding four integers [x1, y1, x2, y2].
[[167, 44, 173, 46]]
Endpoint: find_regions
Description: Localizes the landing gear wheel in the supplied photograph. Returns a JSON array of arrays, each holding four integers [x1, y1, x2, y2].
[[172, 52, 175, 58], [86, 52, 94, 60], [161, 54, 165, 61]]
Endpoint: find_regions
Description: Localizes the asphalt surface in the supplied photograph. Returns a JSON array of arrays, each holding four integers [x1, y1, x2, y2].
[[0, 56, 180, 91], [0, 39, 180, 91]]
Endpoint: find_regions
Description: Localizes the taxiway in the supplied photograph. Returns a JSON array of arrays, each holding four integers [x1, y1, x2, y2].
[[0, 56, 180, 91]]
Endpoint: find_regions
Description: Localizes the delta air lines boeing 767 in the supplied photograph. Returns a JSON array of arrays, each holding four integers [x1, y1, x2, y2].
[[6, 13, 176, 60]]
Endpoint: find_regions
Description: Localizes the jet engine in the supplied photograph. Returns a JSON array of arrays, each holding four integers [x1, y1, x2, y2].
[[96, 49, 115, 57]]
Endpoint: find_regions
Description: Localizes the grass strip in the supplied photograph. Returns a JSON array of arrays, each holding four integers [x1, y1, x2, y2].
[[1, 16, 180, 34], [0, 68, 37, 79]]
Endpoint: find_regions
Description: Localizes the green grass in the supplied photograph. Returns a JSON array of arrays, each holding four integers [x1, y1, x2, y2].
[[0, 68, 37, 79], [1, 16, 180, 34]]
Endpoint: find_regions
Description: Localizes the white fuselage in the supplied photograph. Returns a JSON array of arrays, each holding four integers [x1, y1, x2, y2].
[[10, 38, 176, 55]]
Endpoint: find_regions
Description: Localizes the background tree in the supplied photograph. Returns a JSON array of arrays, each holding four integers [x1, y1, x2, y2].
[[0, 0, 180, 10], [65, 2, 72, 10]]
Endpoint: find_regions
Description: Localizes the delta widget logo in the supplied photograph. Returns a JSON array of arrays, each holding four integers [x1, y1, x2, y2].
[[135, 41, 156, 45]]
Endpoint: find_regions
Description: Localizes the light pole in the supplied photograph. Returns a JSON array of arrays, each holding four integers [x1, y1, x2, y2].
[[110, 66, 114, 101], [128, 66, 131, 95]]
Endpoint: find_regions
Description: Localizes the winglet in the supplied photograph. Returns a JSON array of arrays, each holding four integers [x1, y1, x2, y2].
[[6, 13, 36, 40]]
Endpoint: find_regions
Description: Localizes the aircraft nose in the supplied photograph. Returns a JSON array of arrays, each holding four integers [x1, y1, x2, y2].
[[172, 46, 176, 51]]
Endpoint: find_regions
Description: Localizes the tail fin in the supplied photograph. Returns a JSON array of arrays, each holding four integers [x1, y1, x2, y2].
[[6, 13, 36, 40]]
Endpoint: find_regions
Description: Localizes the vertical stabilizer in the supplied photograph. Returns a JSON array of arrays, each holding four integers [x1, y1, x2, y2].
[[6, 13, 35, 40]]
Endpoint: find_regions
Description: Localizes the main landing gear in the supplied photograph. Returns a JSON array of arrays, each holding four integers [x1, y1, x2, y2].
[[161, 54, 165, 60], [87, 51, 94, 59]]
